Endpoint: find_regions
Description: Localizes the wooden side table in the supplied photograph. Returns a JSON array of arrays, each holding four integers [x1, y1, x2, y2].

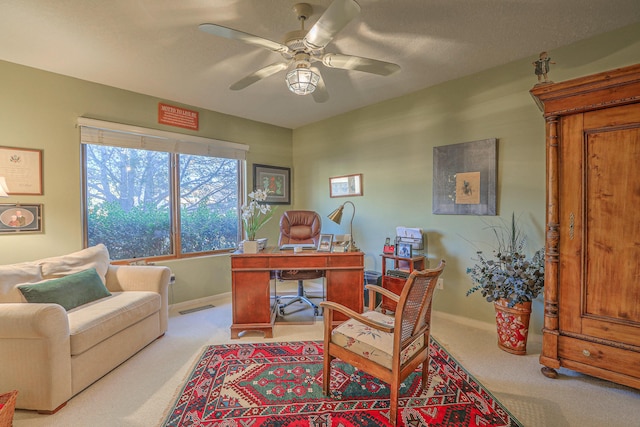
[[381, 253, 426, 273], [379, 253, 426, 312]]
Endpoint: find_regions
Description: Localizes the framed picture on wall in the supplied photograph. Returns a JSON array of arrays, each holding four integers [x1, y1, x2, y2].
[[0, 204, 43, 234], [432, 138, 497, 215], [329, 173, 363, 198], [253, 164, 291, 205], [0, 146, 44, 195]]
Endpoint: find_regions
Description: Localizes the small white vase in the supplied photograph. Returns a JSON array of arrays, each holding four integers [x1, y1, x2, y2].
[[242, 240, 259, 254]]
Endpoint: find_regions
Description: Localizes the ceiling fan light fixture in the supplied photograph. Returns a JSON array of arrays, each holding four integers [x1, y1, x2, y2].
[[285, 61, 320, 95], [200, 0, 398, 102]]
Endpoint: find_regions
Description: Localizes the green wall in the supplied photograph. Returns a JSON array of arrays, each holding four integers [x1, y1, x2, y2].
[[291, 22, 640, 331], [1, 22, 639, 330], [0, 61, 291, 301]]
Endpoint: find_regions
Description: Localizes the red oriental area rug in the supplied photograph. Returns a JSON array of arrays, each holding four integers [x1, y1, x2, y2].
[[161, 339, 522, 427]]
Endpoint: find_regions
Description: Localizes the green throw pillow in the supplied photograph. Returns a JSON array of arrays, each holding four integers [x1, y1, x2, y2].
[[18, 268, 112, 311]]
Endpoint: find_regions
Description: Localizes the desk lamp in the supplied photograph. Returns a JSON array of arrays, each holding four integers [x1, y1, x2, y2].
[[327, 200, 359, 252]]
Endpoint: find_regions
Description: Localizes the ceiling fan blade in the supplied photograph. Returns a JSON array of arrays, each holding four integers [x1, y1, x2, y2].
[[199, 23, 291, 54], [229, 62, 290, 90], [322, 53, 401, 76], [303, 0, 361, 50], [311, 67, 329, 103]]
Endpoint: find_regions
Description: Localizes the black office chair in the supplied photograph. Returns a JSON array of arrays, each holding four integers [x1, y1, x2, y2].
[[277, 210, 324, 316]]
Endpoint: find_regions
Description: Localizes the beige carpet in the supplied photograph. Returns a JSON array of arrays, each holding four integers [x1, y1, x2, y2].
[[12, 293, 640, 427]]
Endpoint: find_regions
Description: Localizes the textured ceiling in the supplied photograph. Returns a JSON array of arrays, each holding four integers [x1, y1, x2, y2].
[[1, 0, 639, 129]]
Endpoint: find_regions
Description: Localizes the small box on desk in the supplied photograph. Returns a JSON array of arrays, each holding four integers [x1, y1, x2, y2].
[[331, 243, 347, 252], [332, 234, 350, 252]]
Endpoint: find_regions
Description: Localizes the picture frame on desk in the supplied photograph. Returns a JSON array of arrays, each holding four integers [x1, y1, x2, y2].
[[396, 242, 412, 258], [318, 234, 333, 252]]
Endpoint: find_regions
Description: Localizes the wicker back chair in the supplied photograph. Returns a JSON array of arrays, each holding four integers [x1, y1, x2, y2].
[[319, 260, 445, 426]]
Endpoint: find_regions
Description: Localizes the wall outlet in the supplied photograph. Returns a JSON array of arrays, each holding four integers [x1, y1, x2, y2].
[[436, 278, 444, 290]]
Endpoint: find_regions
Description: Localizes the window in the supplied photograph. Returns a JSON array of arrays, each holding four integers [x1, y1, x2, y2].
[[79, 118, 248, 261], [178, 154, 240, 254]]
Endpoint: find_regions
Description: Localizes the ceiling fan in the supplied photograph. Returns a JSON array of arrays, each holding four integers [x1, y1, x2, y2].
[[199, 0, 401, 103]]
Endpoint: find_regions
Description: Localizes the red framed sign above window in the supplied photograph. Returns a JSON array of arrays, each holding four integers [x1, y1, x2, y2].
[[158, 103, 199, 131]]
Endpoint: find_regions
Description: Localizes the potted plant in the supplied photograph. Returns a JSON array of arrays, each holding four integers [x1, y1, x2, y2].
[[466, 213, 545, 354], [240, 189, 275, 253]]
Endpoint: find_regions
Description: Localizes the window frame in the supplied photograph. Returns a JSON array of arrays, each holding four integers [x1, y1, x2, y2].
[[78, 118, 248, 263]]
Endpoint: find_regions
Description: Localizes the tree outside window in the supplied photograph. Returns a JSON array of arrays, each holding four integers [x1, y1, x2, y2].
[[84, 144, 239, 261]]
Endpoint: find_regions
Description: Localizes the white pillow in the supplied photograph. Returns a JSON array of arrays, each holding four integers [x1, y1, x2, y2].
[[39, 244, 110, 283], [0, 262, 43, 303]]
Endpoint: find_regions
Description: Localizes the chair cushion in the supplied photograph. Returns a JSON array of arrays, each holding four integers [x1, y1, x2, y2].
[[17, 268, 112, 311], [331, 310, 424, 369], [67, 291, 160, 355]]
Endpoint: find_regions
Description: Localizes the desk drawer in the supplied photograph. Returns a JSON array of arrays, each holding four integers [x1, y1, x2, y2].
[[269, 256, 327, 269], [327, 253, 363, 267], [231, 256, 269, 269]]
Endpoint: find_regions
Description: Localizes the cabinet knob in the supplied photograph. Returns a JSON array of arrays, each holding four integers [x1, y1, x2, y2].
[[582, 349, 591, 357]]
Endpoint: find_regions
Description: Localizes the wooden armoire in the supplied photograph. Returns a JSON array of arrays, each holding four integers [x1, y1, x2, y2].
[[530, 64, 640, 389]]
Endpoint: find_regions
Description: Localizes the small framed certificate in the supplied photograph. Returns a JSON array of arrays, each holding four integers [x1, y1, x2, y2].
[[0, 146, 44, 195]]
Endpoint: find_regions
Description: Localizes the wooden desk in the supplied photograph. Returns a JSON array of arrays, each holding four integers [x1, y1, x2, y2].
[[230, 248, 364, 338], [380, 253, 426, 311]]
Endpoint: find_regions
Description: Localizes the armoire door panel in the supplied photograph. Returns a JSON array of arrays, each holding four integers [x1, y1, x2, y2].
[[584, 127, 640, 324]]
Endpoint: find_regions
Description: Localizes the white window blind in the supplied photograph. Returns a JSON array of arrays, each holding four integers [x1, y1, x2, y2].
[[77, 117, 248, 160]]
